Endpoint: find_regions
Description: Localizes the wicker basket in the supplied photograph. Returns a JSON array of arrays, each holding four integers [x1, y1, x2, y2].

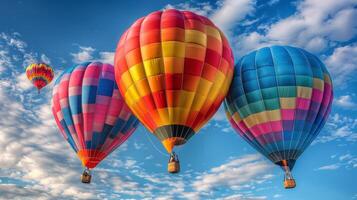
[[81, 172, 92, 184], [284, 179, 296, 189], [168, 161, 180, 173]]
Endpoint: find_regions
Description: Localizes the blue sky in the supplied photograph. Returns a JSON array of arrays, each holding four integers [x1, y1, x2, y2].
[[0, 0, 356, 199]]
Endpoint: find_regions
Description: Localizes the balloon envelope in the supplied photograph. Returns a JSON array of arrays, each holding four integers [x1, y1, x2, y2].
[[52, 62, 139, 168], [26, 63, 54, 91], [224, 46, 333, 170], [114, 9, 234, 153]]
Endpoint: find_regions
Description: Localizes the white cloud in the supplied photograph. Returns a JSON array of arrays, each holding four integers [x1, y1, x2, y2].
[[232, 31, 274, 57], [233, 0, 357, 57], [23, 52, 38, 67], [165, 2, 214, 17], [71, 46, 114, 64], [165, 0, 256, 34], [71, 46, 95, 64], [325, 44, 357, 86], [218, 194, 267, 200], [98, 51, 114, 64], [124, 159, 137, 169], [318, 125, 356, 143], [267, 0, 280, 6], [0, 32, 27, 52], [133, 141, 144, 150], [207, 105, 234, 133], [0, 50, 11, 72], [317, 164, 340, 170], [40, 54, 51, 64], [339, 154, 357, 168], [267, 0, 357, 51], [0, 184, 52, 200], [1, 33, 44, 72], [1, 33, 49, 72], [192, 154, 273, 192], [339, 154, 353, 161], [16, 73, 33, 91], [0, 33, 121, 200], [315, 113, 357, 144], [222, 127, 233, 133], [111, 177, 140, 193], [211, 0, 256, 33], [335, 95, 357, 109], [317, 153, 357, 171], [212, 105, 227, 121]]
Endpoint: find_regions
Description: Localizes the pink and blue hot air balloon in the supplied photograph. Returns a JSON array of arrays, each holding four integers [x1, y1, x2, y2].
[[52, 62, 139, 183], [224, 46, 333, 189]]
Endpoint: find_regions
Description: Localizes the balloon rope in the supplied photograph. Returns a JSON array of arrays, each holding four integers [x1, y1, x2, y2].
[[143, 129, 167, 157]]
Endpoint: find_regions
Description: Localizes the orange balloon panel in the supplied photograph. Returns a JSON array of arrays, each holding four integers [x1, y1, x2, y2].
[[114, 9, 234, 152]]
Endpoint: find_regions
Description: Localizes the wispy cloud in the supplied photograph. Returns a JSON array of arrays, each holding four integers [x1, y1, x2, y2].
[[211, 0, 256, 33], [40, 54, 51, 64], [314, 113, 357, 144], [0, 50, 11, 73], [0, 184, 52, 200], [98, 51, 114, 64], [71, 46, 95, 63], [71, 46, 114, 64], [218, 194, 267, 200], [233, 0, 357, 58], [211, 105, 228, 122], [325, 44, 357, 86], [15, 72, 33, 91], [316, 164, 340, 170], [165, 2, 214, 17], [0, 33, 117, 199], [0, 32, 27, 52], [267, 0, 280, 6], [192, 154, 273, 192], [165, 0, 256, 35], [133, 141, 144, 150], [335, 95, 357, 109], [316, 153, 357, 170]]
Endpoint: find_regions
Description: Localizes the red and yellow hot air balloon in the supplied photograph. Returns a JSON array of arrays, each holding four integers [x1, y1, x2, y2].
[[114, 9, 234, 173], [26, 63, 54, 93]]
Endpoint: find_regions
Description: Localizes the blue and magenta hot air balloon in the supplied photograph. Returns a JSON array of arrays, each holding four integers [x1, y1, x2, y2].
[[52, 62, 139, 183], [224, 46, 333, 189]]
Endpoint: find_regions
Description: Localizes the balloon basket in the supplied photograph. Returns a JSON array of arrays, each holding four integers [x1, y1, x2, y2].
[[284, 178, 296, 189], [281, 160, 296, 189], [168, 161, 180, 173], [81, 169, 91, 184]]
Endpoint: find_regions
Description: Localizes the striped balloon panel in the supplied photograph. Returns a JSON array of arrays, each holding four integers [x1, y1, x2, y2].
[[26, 63, 54, 90], [224, 46, 333, 165], [51, 62, 139, 168], [114, 9, 234, 152]]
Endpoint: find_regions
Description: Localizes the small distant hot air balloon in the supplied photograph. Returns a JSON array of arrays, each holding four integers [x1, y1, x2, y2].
[[52, 62, 139, 183], [26, 63, 54, 93], [224, 46, 333, 189], [114, 9, 234, 173]]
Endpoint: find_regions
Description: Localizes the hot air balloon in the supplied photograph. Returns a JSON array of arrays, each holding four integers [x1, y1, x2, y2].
[[26, 63, 54, 93], [224, 46, 333, 189], [52, 62, 139, 183], [114, 9, 234, 173]]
